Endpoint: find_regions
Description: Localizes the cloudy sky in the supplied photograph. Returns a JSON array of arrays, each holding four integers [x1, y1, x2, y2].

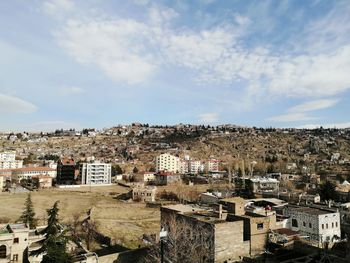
[[1, 0, 350, 131]]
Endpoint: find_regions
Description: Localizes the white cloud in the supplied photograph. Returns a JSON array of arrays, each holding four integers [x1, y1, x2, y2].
[[53, 1, 350, 105], [148, 6, 178, 26], [234, 14, 251, 26], [296, 122, 350, 129], [198, 113, 219, 123], [60, 86, 84, 95], [56, 19, 157, 85], [287, 99, 339, 113], [43, 0, 75, 18], [0, 94, 38, 113], [268, 112, 317, 122], [268, 99, 339, 122]]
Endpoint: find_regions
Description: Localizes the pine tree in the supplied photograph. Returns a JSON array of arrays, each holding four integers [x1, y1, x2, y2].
[[19, 193, 37, 229], [31, 201, 72, 263]]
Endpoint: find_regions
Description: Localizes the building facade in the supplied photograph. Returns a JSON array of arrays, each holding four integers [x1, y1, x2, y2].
[[56, 158, 77, 185], [284, 205, 341, 245], [12, 167, 56, 180], [80, 162, 111, 185], [0, 152, 23, 170], [155, 153, 179, 173]]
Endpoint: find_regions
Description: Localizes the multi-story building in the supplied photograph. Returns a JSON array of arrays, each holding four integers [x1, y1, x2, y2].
[[189, 160, 204, 174], [284, 205, 341, 245], [0, 224, 44, 263], [0, 152, 23, 170], [80, 162, 111, 185], [161, 199, 276, 262], [179, 160, 189, 174], [132, 185, 157, 202], [56, 158, 77, 185], [12, 167, 57, 180], [155, 171, 181, 185], [207, 159, 220, 172], [155, 153, 179, 173]]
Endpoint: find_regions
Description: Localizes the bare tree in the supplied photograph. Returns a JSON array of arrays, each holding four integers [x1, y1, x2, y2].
[[144, 212, 214, 263]]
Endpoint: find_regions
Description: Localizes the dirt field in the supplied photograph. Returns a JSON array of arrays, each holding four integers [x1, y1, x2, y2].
[[0, 185, 160, 249]]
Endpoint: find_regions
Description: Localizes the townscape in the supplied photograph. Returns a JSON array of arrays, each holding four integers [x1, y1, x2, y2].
[[2, 0, 350, 262], [1, 125, 350, 262]]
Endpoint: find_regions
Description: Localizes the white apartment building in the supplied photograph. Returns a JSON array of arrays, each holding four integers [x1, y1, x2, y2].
[[0, 151, 23, 170], [80, 162, 112, 185], [189, 160, 204, 174], [156, 153, 179, 173], [285, 205, 341, 245], [179, 160, 189, 174]]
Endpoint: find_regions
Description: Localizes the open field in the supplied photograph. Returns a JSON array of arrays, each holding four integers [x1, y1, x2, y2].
[[0, 185, 160, 249]]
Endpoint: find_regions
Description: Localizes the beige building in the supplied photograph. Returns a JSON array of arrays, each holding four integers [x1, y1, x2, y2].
[[132, 185, 157, 202], [155, 153, 179, 173], [161, 199, 276, 262], [12, 167, 57, 180], [0, 224, 44, 263]]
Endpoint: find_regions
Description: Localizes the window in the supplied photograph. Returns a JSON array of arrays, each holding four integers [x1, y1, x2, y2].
[[13, 238, 19, 244], [332, 222, 334, 228], [336, 222, 338, 228], [326, 223, 328, 229], [322, 224, 324, 230], [0, 245, 6, 258], [303, 222, 306, 227], [13, 254, 18, 261], [309, 223, 312, 228], [292, 219, 298, 227], [257, 223, 264, 229]]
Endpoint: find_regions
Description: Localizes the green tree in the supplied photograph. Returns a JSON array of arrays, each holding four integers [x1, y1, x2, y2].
[[31, 201, 72, 263], [319, 181, 338, 202], [18, 193, 37, 229], [112, 164, 123, 175]]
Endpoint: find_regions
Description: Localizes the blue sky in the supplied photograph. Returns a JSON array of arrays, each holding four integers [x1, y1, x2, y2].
[[1, 0, 350, 131]]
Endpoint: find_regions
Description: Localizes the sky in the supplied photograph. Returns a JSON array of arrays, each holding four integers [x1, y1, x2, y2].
[[1, 0, 350, 131]]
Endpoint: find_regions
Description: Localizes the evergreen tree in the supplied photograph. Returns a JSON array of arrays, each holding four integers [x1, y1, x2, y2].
[[31, 201, 72, 263], [19, 193, 37, 229], [319, 181, 338, 202]]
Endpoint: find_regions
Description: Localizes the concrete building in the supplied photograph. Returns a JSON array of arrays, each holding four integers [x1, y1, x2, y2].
[[0, 224, 44, 263], [56, 158, 77, 185], [136, 172, 155, 183], [12, 167, 56, 180], [189, 160, 204, 174], [207, 159, 220, 172], [284, 205, 341, 245], [80, 162, 111, 185], [178, 160, 189, 174], [132, 185, 157, 202], [0, 152, 23, 170], [155, 153, 179, 173], [161, 199, 277, 262], [248, 177, 280, 194], [155, 172, 181, 185]]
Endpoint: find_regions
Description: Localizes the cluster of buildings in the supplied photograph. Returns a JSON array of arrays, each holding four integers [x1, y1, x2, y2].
[[156, 153, 220, 174], [0, 152, 112, 191], [160, 197, 343, 262]]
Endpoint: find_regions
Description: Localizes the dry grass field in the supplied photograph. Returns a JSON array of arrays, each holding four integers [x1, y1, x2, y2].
[[0, 185, 160, 249]]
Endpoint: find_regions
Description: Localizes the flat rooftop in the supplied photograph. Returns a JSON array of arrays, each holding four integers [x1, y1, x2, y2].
[[289, 206, 337, 215]]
